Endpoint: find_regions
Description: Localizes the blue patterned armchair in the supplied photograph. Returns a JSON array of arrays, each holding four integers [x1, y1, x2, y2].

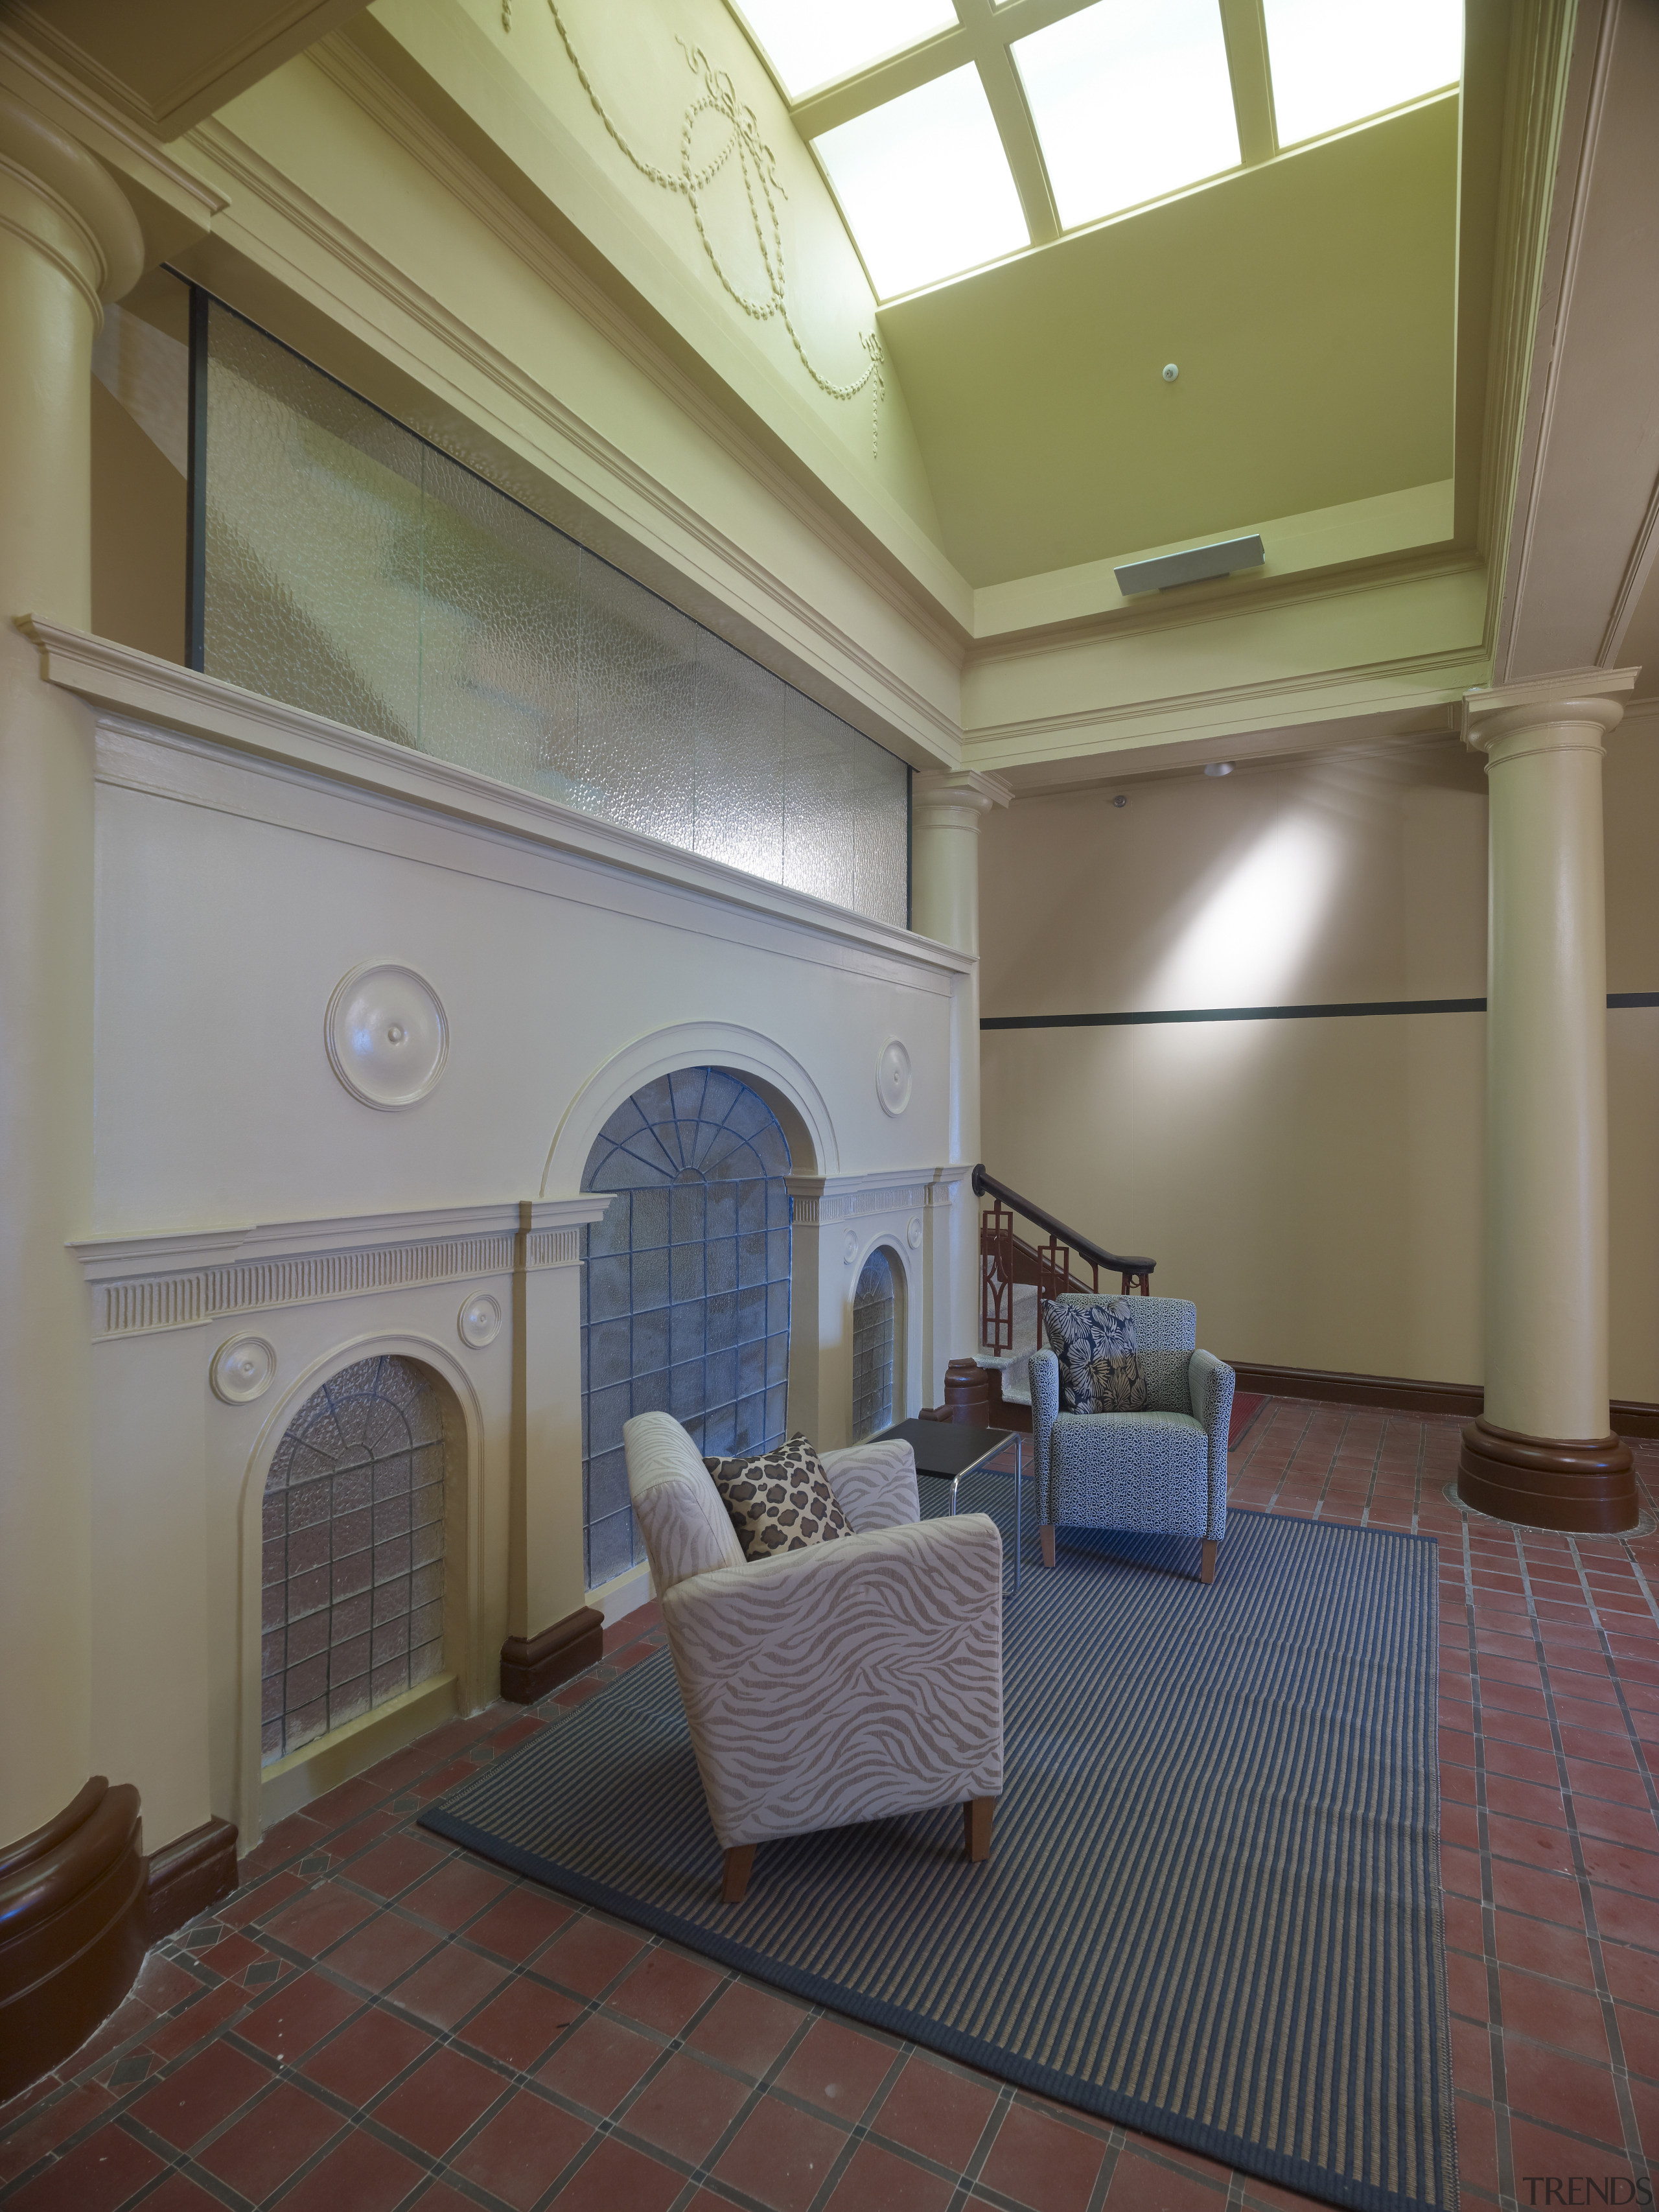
[[1030, 1294, 1235, 1583]]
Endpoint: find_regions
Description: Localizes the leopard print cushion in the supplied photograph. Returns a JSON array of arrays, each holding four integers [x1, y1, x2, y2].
[[702, 1434, 853, 1562]]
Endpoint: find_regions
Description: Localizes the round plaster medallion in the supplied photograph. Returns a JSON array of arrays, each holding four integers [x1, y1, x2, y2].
[[211, 1334, 276, 1405], [326, 962, 449, 1110], [907, 1215, 924, 1250], [458, 1291, 502, 1349], [876, 1038, 912, 1118], [843, 1229, 860, 1266]]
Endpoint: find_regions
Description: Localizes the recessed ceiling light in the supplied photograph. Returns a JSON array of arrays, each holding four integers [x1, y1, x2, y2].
[[1203, 762, 1234, 777], [732, 0, 956, 102], [1012, 0, 1240, 231], [813, 66, 1028, 297], [1262, 0, 1461, 148]]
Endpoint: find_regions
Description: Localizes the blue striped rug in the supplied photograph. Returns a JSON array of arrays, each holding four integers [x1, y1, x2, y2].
[[423, 1498, 1454, 2212]]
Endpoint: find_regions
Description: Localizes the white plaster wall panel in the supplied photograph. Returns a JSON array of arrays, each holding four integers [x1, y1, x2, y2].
[[91, 771, 954, 1228]]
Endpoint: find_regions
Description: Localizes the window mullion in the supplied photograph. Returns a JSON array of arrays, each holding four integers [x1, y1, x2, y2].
[[1219, 0, 1279, 165], [973, 45, 1060, 246]]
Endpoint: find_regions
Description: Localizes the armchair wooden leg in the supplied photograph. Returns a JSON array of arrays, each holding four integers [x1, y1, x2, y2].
[[964, 1796, 994, 1863], [1039, 1524, 1056, 1569], [1200, 1540, 1217, 1585], [722, 1845, 756, 1903]]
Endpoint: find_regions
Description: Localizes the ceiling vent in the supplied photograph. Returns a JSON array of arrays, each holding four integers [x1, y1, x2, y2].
[[1115, 533, 1266, 596]]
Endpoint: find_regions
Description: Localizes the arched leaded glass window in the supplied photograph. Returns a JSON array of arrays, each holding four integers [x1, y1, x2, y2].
[[261, 1355, 447, 1765], [852, 1248, 896, 1439], [581, 1069, 792, 1589]]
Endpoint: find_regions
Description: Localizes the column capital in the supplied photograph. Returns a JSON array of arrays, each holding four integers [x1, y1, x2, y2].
[[1461, 666, 1638, 762], [912, 769, 1014, 825], [0, 88, 143, 316]]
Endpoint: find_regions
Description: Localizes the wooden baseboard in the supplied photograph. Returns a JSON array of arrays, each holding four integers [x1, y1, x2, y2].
[[1229, 1361, 1659, 1442], [500, 1606, 605, 1703], [0, 1778, 147, 2100], [147, 1816, 238, 1944]]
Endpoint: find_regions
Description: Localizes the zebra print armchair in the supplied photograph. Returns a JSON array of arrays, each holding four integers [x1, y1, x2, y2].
[[623, 1412, 1005, 1902]]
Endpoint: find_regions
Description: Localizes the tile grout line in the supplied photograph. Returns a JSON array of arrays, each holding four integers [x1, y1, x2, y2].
[[1508, 1529, 1653, 2193], [1461, 1506, 1520, 2212]]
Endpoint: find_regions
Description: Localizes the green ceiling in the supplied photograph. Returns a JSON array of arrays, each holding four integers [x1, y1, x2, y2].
[[877, 91, 1457, 588]]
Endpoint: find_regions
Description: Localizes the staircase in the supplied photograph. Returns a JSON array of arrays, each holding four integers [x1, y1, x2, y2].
[[922, 1167, 1156, 1434]]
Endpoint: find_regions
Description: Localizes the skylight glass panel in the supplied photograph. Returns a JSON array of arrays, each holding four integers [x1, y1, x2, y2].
[[1263, 0, 1462, 148], [732, 0, 957, 101], [813, 66, 1029, 299], [1012, 0, 1240, 231]]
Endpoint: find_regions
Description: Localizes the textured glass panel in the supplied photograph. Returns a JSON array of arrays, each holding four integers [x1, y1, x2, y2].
[[782, 692, 857, 908], [852, 736, 912, 929], [574, 553, 696, 846], [258, 1354, 445, 1765], [204, 305, 908, 926], [853, 1248, 896, 1437], [417, 448, 583, 800], [694, 631, 785, 878], [204, 305, 421, 744]]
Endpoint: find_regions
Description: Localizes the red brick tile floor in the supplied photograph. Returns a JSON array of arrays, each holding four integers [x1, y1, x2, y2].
[[5, 1399, 1658, 2212]]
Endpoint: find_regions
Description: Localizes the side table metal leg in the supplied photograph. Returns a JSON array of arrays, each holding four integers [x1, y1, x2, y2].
[[1015, 1435, 1023, 1596]]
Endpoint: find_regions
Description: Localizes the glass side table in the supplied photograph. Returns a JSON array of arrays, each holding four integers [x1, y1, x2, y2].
[[870, 1417, 1029, 1594]]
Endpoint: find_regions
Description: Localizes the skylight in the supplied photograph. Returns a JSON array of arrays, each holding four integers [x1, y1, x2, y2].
[[813, 67, 1029, 298], [734, 0, 957, 102], [1012, 0, 1240, 231], [1262, 0, 1462, 148]]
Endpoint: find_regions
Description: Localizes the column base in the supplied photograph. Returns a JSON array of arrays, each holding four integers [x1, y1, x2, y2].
[[0, 1778, 147, 2100], [1457, 1418, 1638, 1533], [500, 1606, 604, 1703]]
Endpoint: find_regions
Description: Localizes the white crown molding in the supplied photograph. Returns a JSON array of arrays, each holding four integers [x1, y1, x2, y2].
[[1481, 0, 1604, 675], [22, 622, 973, 981], [186, 91, 967, 764], [73, 1197, 613, 1339], [963, 640, 1490, 771], [786, 1167, 966, 1223], [0, 19, 227, 231]]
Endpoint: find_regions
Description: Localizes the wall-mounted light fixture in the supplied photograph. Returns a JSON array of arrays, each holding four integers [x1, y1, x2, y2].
[[1115, 534, 1265, 596]]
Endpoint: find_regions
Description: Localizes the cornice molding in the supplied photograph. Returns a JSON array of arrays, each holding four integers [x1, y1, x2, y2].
[[73, 1198, 612, 1340], [785, 1168, 965, 1224], [1479, 0, 1597, 672], [964, 640, 1489, 769], [23, 621, 971, 981], [189, 100, 964, 766], [0, 20, 227, 232]]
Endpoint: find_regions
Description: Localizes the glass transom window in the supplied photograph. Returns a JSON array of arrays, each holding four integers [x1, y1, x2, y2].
[[1012, 0, 1241, 230], [1262, 0, 1461, 148], [813, 66, 1028, 298], [735, 0, 956, 100]]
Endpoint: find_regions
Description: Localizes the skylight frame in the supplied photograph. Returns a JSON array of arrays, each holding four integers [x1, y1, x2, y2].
[[723, 0, 1462, 305]]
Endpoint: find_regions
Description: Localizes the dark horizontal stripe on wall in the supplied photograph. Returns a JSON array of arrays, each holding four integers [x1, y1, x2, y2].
[[983, 990, 1659, 1031]]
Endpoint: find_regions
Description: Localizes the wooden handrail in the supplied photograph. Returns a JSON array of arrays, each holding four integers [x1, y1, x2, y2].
[[971, 1165, 1155, 1281]]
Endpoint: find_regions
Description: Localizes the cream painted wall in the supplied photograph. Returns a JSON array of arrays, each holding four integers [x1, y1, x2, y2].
[[77, 668, 971, 1850], [979, 735, 1659, 1401]]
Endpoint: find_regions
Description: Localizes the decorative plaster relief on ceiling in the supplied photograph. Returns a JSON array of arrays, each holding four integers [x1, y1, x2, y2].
[[326, 962, 450, 1110], [531, 2, 886, 456]]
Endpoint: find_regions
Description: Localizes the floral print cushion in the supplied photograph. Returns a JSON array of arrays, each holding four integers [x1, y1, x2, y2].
[[1043, 1298, 1139, 1414]]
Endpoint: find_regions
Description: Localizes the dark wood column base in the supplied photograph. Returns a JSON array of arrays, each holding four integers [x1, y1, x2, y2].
[[0, 1777, 147, 2099], [500, 1606, 605, 1703], [1457, 1417, 1638, 1533], [146, 1816, 238, 1944]]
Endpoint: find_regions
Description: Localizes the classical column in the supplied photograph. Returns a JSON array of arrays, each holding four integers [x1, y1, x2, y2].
[[1457, 668, 1639, 1533], [911, 770, 1012, 1390], [0, 91, 145, 2092]]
